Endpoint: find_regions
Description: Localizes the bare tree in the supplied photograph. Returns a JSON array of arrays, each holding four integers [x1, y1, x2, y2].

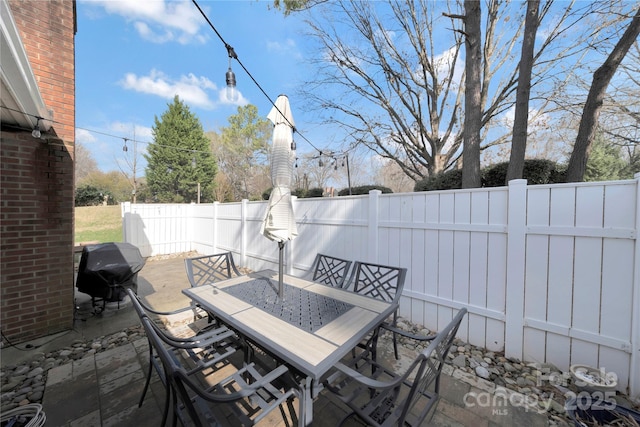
[[377, 158, 415, 192], [74, 141, 99, 184], [302, 0, 467, 181], [299, 0, 603, 186], [506, 0, 540, 183], [461, 0, 482, 188], [118, 130, 142, 203], [565, 7, 640, 182]]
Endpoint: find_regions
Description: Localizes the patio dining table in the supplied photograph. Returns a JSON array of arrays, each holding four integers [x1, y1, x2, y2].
[[182, 269, 398, 426]]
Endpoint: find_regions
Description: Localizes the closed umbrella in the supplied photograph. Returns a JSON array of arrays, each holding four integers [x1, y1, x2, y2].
[[261, 94, 298, 297]]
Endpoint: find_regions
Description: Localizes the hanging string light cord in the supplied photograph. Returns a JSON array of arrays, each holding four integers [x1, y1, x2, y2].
[[3, 1, 358, 160], [190, 0, 323, 153], [0, 105, 210, 156]]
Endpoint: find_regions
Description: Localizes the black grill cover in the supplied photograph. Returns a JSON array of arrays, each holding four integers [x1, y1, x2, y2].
[[76, 242, 145, 302]]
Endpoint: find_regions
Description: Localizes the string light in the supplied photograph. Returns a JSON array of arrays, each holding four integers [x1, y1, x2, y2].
[[31, 117, 42, 138], [225, 44, 238, 103]]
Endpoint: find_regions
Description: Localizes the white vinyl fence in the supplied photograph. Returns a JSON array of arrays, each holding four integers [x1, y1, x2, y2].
[[121, 177, 640, 397]]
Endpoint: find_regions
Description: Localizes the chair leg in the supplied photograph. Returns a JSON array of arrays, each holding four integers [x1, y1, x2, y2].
[[393, 332, 399, 360], [161, 382, 170, 427], [393, 312, 399, 360], [170, 384, 178, 427], [139, 344, 154, 407]]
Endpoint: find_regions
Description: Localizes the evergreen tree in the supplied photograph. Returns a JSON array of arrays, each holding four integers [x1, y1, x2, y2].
[[145, 96, 217, 202], [584, 134, 626, 182]]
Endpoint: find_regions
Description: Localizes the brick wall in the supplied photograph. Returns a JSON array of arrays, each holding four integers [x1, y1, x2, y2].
[[1, 0, 76, 343]]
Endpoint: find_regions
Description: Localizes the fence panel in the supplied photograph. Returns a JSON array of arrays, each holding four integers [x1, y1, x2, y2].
[[190, 203, 216, 254], [522, 181, 638, 392]]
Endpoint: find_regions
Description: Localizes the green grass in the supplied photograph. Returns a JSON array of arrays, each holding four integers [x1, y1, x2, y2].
[[75, 205, 122, 244]]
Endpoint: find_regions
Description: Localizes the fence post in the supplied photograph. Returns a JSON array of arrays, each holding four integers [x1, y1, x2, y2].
[[187, 203, 195, 252], [240, 199, 248, 266], [368, 190, 381, 262], [504, 179, 527, 361], [121, 202, 131, 243], [287, 196, 297, 275], [631, 173, 640, 398], [212, 201, 219, 253]]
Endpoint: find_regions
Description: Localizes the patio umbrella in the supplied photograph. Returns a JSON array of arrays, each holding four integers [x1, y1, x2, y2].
[[261, 94, 298, 298]]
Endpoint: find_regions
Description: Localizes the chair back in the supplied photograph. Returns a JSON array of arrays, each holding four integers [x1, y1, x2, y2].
[[347, 261, 407, 303], [185, 252, 241, 288], [399, 307, 467, 424], [306, 253, 352, 288]]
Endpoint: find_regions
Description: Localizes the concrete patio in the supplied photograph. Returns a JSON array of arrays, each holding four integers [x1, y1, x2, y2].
[[1, 254, 555, 426]]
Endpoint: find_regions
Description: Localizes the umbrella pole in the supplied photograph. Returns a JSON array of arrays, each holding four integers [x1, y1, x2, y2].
[[278, 241, 285, 298]]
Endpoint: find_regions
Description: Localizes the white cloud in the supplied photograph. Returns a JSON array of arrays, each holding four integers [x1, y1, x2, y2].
[[82, 0, 205, 44], [432, 46, 463, 86], [266, 38, 300, 58], [75, 128, 96, 143], [106, 121, 152, 140], [500, 106, 550, 130], [119, 69, 218, 109]]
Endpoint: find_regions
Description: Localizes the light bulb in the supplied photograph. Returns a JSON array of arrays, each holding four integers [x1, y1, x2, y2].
[[32, 117, 42, 138], [225, 68, 238, 102]]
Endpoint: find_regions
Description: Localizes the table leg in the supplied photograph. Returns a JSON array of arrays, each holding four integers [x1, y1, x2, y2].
[[302, 376, 313, 426]]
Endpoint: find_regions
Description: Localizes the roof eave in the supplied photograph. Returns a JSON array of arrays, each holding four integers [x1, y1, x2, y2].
[[0, 0, 52, 131]]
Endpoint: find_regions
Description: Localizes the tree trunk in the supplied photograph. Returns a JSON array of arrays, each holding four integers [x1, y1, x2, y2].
[[462, 0, 483, 188], [565, 7, 640, 182], [506, 0, 539, 184]]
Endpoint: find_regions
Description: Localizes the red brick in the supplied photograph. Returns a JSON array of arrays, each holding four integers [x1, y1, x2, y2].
[[2, 0, 76, 344]]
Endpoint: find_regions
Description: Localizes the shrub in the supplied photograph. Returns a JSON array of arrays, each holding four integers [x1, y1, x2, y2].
[[75, 185, 116, 206], [415, 159, 566, 192], [305, 188, 325, 198], [414, 169, 463, 191], [337, 185, 393, 196], [292, 188, 308, 198], [483, 159, 562, 187]]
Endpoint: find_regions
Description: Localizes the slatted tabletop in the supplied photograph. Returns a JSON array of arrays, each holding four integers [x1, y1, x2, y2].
[[183, 269, 394, 378]]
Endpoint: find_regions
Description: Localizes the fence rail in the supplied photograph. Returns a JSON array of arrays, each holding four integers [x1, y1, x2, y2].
[[121, 177, 640, 398]]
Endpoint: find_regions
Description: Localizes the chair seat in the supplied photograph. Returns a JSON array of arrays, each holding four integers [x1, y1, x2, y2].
[[139, 314, 303, 427], [175, 362, 299, 426], [126, 288, 245, 426]]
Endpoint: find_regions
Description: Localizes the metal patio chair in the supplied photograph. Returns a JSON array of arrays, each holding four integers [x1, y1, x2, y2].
[[345, 261, 407, 359], [184, 252, 242, 324], [126, 288, 244, 426], [301, 253, 352, 288], [140, 315, 303, 427], [323, 308, 468, 427]]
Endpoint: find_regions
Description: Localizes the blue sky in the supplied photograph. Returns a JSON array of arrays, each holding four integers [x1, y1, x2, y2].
[[75, 0, 322, 173]]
